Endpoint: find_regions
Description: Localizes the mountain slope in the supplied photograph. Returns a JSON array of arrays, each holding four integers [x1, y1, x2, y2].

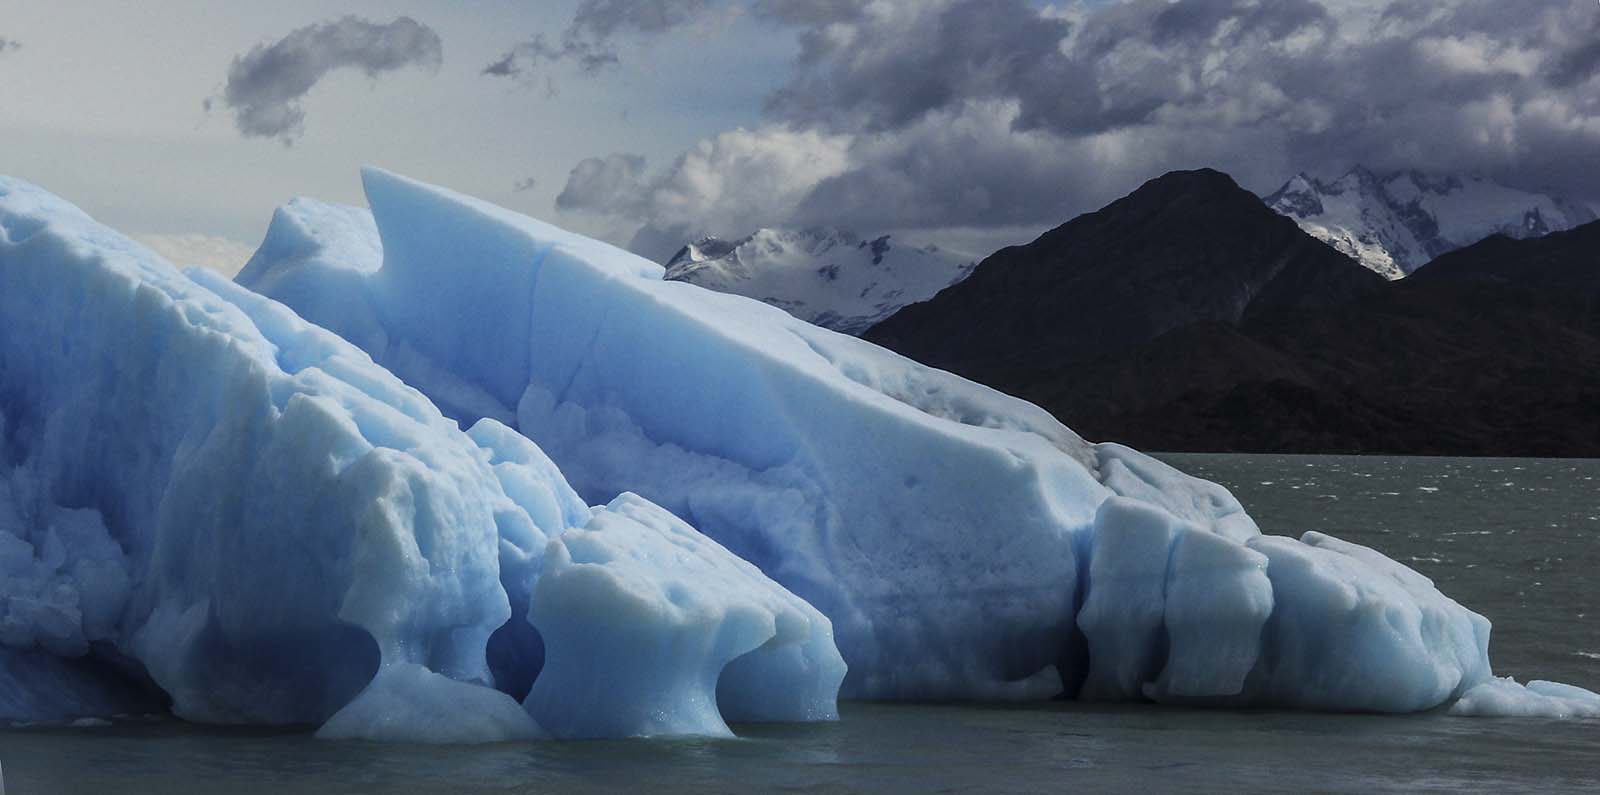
[[1264, 167, 1596, 279], [663, 228, 975, 335], [866, 168, 1600, 456], [865, 168, 1383, 386], [1025, 219, 1600, 456]]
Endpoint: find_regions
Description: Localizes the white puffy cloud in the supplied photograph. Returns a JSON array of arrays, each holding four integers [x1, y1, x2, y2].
[[560, 127, 850, 243]]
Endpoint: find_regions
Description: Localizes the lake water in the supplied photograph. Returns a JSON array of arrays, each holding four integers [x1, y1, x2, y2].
[[4, 454, 1597, 793]]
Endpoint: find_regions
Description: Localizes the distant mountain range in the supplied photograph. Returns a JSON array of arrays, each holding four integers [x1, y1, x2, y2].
[[657, 167, 1600, 455], [1264, 167, 1595, 279], [865, 168, 1384, 381], [864, 169, 1600, 456], [663, 228, 975, 335], [667, 167, 1594, 338]]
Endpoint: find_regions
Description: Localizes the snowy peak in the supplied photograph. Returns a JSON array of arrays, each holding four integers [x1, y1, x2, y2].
[[1265, 167, 1597, 279], [1268, 173, 1324, 218], [663, 227, 975, 335]]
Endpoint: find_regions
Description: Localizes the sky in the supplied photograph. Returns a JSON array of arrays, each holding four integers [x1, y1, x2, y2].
[[2, 0, 1598, 273]]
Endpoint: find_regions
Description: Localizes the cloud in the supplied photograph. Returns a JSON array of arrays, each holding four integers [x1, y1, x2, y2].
[[485, 0, 719, 79], [135, 233, 258, 277], [216, 16, 443, 143], [481, 51, 520, 77], [483, 33, 618, 79], [557, 153, 649, 213], [0, 38, 20, 54], [571, 0, 718, 38], [764, 0, 1076, 132], [560, 0, 1600, 245], [513, 176, 539, 193], [558, 128, 850, 238], [750, 0, 863, 26]]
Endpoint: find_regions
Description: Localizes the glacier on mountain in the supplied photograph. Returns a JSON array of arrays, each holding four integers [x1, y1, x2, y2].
[[662, 228, 976, 335], [0, 175, 843, 740], [235, 167, 1599, 716], [1265, 167, 1596, 279]]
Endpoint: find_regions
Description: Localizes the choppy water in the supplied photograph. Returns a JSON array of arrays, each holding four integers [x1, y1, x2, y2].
[[4, 454, 1597, 793]]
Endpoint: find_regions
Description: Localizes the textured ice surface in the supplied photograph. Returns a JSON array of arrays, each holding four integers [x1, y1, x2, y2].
[[317, 662, 542, 743], [0, 174, 572, 733], [527, 493, 845, 738], [1450, 677, 1600, 718], [1244, 532, 1491, 712], [233, 168, 1572, 714], [1, 175, 841, 739]]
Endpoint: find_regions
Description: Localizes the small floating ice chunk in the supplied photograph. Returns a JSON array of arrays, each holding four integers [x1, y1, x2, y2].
[[1450, 677, 1600, 718]]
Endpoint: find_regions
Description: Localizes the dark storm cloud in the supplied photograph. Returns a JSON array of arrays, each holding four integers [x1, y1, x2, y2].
[[217, 16, 443, 143], [570, 0, 717, 38], [765, 0, 1074, 132], [1547, 29, 1600, 88], [558, 0, 1600, 244], [484, 0, 715, 79], [749, 0, 863, 25]]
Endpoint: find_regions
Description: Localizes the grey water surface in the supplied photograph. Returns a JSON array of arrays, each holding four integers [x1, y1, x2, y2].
[[3, 454, 1597, 793]]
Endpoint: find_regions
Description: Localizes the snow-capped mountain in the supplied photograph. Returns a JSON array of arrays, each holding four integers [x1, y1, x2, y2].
[[1264, 167, 1596, 279], [663, 228, 976, 335]]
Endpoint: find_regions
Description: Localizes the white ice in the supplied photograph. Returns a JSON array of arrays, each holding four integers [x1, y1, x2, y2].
[[1450, 677, 1600, 719], [0, 175, 843, 739], [527, 493, 845, 738], [234, 168, 1581, 715]]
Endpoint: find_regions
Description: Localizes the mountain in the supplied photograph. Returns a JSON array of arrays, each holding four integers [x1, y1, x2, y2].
[[865, 168, 1384, 387], [1409, 216, 1600, 293], [866, 168, 1600, 456], [663, 228, 975, 335], [1038, 219, 1600, 456], [1264, 167, 1596, 279]]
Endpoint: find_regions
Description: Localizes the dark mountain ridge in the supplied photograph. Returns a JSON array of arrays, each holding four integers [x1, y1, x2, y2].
[[866, 169, 1383, 387], [865, 170, 1600, 457]]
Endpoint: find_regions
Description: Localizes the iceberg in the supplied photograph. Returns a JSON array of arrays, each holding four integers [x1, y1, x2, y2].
[[5, 164, 1589, 734], [1449, 677, 1600, 719], [0, 175, 843, 739], [236, 168, 1571, 714], [527, 493, 845, 739]]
